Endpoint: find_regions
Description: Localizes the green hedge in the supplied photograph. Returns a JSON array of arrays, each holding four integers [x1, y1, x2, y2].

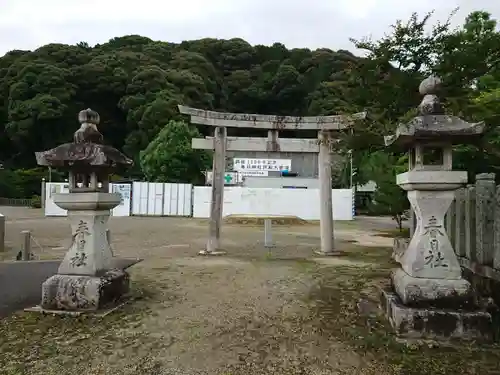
[[0, 168, 65, 199]]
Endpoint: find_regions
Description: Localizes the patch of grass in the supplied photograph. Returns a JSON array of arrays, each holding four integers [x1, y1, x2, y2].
[[334, 220, 359, 229], [264, 250, 273, 261], [338, 245, 395, 266], [0, 247, 18, 261], [256, 253, 317, 270], [223, 215, 308, 226], [0, 278, 172, 374], [377, 228, 410, 239], [304, 249, 500, 375]]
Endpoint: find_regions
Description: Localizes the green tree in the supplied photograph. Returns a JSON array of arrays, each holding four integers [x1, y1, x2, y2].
[[362, 152, 409, 230], [4, 62, 77, 166], [0, 9, 499, 193], [343, 10, 500, 183], [139, 120, 211, 184]]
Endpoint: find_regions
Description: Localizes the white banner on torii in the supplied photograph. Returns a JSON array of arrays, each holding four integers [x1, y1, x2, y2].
[[233, 157, 291, 173]]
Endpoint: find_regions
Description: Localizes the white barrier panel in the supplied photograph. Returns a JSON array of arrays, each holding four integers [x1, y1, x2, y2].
[[132, 182, 149, 215], [45, 182, 132, 217], [131, 182, 192, 216], [164, 183, 192, 216], [148, 182, 164, 216], [192, 187, 354, 221], [45, 182, 70, 216]]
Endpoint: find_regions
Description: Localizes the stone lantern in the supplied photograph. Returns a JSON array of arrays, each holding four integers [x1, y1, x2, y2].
[[382, 77, 492, 340], [34, 108, 135, 312]]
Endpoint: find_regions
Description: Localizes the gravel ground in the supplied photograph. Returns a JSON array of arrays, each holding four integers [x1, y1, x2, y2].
[[1, 207, 457, 375]]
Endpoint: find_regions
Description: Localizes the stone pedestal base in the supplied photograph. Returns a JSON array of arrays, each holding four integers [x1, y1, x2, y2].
[[391, 268, 474, 307], [41, 269, 129, 311], [380, 288, 493, 341]]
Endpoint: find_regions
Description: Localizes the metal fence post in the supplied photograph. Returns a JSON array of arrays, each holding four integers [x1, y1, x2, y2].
[[41, 178, 46, 210]]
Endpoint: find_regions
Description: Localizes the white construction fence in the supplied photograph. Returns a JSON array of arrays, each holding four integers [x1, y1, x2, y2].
[[130, 182, 192, 216], [43, 182, 354, 221]]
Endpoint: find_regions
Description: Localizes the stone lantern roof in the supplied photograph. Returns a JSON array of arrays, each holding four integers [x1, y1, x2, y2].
[[35, 108, 133, 170], [384, 76, 486, 148]]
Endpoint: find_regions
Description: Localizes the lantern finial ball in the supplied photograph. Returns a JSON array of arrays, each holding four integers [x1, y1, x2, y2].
[[419, 76, 442, 96]]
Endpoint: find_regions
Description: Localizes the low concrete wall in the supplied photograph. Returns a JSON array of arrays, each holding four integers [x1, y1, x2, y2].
[[0, 260, 59, 317], [193, 187, 354, 221], [0, 257, 140, 317]]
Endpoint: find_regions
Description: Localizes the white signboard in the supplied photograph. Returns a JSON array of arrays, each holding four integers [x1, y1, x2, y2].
[[111, 183, 132, 216], [205, 171, 242, 185], [233, 158, 291, 172]]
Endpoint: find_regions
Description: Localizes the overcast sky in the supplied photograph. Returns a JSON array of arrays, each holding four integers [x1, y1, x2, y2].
[[0, 0, 498, 57]]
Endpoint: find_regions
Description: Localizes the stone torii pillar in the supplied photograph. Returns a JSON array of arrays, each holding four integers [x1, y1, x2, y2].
[[179, 105, 366, 255], [318, 130, 335, 255], [206, 126, 226, 254]]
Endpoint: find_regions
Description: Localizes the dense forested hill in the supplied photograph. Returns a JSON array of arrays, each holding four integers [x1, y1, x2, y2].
[[0, 36, 364, 169], [0, 10, 499, 201]]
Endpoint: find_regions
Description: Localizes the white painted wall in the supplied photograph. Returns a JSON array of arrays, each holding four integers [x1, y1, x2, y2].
[[243, 176, 320, 189], [45, 182, 352, 220], [193, 187, 354, 220], [44, 182, 132, 217], [131, 182, 192, 216]]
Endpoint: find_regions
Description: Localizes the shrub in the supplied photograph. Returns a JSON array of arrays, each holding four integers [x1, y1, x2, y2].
[[31, 195, 42, 208], [0, 168, 65, 199]]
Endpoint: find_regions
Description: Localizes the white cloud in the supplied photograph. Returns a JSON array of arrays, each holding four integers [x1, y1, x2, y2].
[[0, 0, 231, 24], [0, 0, 498, 55]]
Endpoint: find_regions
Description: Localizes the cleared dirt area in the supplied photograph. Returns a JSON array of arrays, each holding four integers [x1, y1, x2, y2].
[[0, 207, 498, 375], [0, 207, 392, 261]]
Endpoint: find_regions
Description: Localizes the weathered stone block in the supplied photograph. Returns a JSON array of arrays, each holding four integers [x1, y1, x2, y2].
[[380, 288, 493, 341], [41, 269, 129, 311], [56, 204, 118, 276], [391, 268, 474, 308], [399, 188, 463, 279], [392, 238, 409, 264], [475, 173, 496, 266]]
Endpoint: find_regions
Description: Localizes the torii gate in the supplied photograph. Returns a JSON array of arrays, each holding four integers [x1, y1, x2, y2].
[[178, 105, 366, 255]]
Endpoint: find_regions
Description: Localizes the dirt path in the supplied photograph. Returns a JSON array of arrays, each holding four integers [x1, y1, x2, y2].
[[0, 207, 401, 374]]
